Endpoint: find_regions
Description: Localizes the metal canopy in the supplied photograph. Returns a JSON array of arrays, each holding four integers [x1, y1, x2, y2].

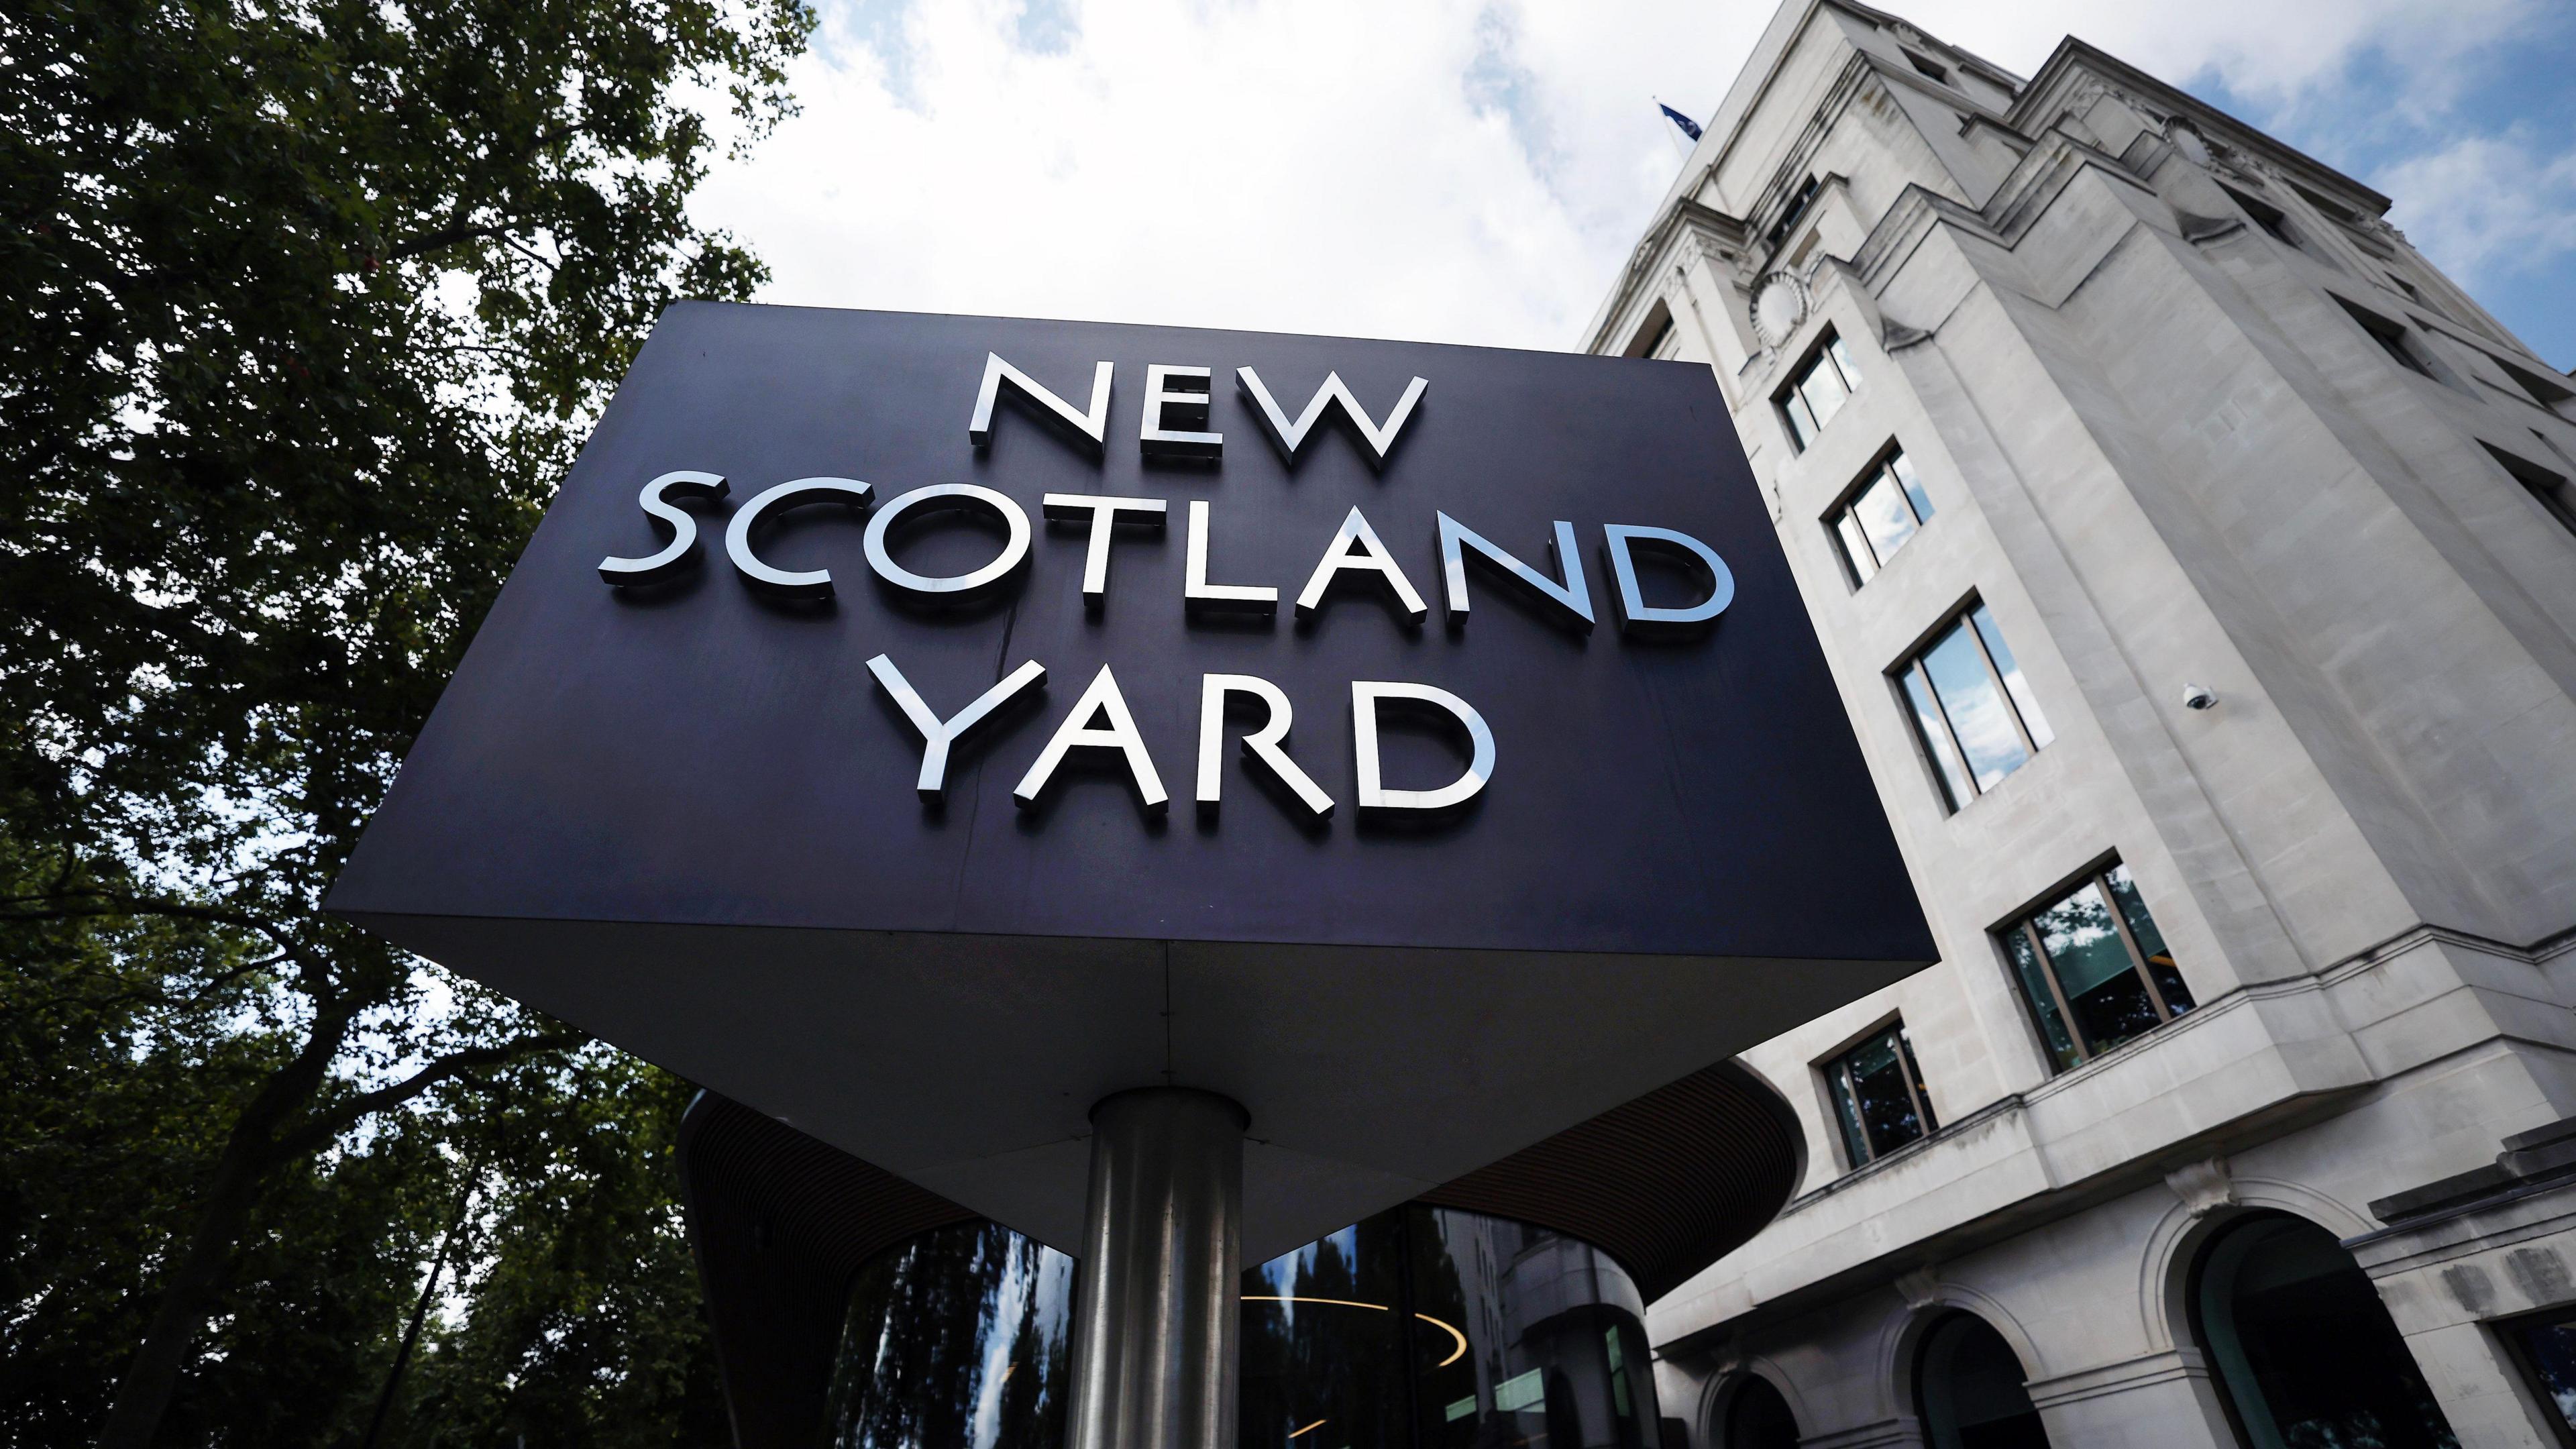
[[329, 303, 1932, 1262]]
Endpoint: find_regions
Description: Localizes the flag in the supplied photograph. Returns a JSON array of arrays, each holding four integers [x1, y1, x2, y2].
[[1660, 103, 1703, 143]]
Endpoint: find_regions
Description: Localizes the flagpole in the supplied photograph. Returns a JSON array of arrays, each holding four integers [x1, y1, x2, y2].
[[1652, 95, 1690, 162]]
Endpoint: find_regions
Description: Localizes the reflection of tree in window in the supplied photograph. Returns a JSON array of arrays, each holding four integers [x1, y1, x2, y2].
[[827, 1223, 1075, 1449], [1826, 1022, 1938, 1167], [2000, 863, 2193, 1072]]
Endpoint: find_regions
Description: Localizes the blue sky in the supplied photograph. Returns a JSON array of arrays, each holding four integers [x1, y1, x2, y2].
[[694, 0, 2571, 368], [2189, 15, 2576, 368]]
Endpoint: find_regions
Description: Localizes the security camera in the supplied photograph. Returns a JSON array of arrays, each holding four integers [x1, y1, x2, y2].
[[2182, 683, 2218, 712]]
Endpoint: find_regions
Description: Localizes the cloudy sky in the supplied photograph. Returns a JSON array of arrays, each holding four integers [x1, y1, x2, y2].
[[690, 0, 2576, 368]]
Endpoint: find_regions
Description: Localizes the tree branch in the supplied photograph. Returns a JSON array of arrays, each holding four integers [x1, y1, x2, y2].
[[272, 1030, 584, 1160]]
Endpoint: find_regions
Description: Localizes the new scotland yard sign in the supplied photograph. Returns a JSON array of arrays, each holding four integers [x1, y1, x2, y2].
[[329, 303, 1933, 1260]]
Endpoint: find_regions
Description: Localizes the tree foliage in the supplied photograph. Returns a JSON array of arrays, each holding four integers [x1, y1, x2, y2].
[[0, 0, 812, 1440]]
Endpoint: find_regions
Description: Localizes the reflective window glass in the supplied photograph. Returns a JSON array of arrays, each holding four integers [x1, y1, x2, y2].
[[2105, 863, 2192, 1020], [1782, 389, 1821, 450], [1829, 450, 1935, 584], [1969, 604, 2051, 749], [1797, 356, 1850, 435], [836, 1210, 1662, 1449], [1896, 602, 2048, 811], [1921, 620, 2030, 790], [1900, 667, 1975, 811], [2507, 1311, 2576, 1439], [827, 1223, 1076, 1449], [1835, 511, 1881, 582], [2002, 928, 2082, 1072], [1776, 332, 1859, 452], [1999, 862, 2193, 1071], [1827, 335, 1861, 392], [2033, 881, 2161, 1053], [1824, 1022, 1938, 1167], [1243, 1220, 1409, 1449], [1411, 1208, 1660, 1449]]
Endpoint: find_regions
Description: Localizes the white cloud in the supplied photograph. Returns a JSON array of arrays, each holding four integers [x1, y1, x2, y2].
[[689, 0, 2544, 352], [2379, 129, 2576, 292]]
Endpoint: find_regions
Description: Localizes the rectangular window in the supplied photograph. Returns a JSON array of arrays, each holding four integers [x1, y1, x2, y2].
[[1777, 331, 1862, 451], [2497, 354, 2576, 415], [2221, 184, 2300, 249], [2334, 294, 2442, 379], [1765, 174, 1821, 251], [1824, 1020, 1938, 1166], [2500, 1308, 2576, 1445], [2485, 443, 2576, 537], [1999, 862, 2194, 1072], [1894, 600, 2052, 810], [1904, 50, 1950, 83], [1627, 314, 1675, 360], [1830, 448, 1935, 583]]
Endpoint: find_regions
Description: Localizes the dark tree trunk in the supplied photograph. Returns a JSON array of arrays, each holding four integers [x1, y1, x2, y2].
[[95, 1006, 349, 1449]]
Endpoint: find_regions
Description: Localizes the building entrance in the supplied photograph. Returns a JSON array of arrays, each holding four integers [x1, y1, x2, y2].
[[1914, 1313, 2047, 1449], [2192, 1214, 2459, 1448]]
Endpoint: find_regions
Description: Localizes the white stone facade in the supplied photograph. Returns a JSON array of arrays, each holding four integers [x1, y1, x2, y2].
[[1582, 3, 2576, 1444]]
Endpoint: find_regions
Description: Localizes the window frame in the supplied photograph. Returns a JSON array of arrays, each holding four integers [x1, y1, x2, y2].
[[1995, 858, 2190, 1071], [1775, 329, 1861, 453], [1825, 444, 1933, 585], [2492, 1305, 2576, 1449], [2484, 441, 2576, 537], [1764, 174, 1821, 252], [2332, 293, 2454, 384], [1890, 597, 2048, 812], [1820, 1016, 1939, 1168]]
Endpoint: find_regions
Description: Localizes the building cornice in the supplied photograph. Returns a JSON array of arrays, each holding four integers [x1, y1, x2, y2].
[[2008, 37, 2394, 215]]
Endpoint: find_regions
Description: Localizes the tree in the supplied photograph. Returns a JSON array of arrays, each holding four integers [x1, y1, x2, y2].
[[0, 0, 812, 1442]]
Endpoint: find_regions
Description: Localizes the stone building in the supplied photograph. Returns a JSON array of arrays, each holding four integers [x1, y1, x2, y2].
[[1582, 1, 2576, 1444]]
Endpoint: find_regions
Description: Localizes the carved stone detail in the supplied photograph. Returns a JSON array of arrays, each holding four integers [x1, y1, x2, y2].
[[2167, 1157, 2236, 1218], [1895, 1265, 1941, 1310]]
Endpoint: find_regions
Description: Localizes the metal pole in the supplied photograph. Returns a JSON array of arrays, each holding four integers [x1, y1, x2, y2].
[[1067, 1087, 1248, 1449]]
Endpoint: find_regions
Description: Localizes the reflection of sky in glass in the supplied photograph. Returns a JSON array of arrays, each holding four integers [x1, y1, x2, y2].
[[1971, 605, 2051, 749], [1900, 667, 1973, 810], [1921, 621, 2029, 790], [1851, 473, 1918, 565], [1799, 359, 1848, 434], [1889, 451, 1933, 521]]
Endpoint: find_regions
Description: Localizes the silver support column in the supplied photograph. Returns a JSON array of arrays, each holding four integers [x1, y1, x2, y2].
[[1068, 1087, 1248, 1449]]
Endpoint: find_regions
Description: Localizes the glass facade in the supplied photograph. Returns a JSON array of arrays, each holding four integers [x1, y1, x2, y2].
[[826, 1222, 1077, 1449], [2193, 1214, 2459, 1449], [830, 1208, 1662, 1449], [1896, 602, 2053, 811], [1823, 1021, 1938, 1167], [1830, 450, 1935, 584], [1999, 863, 2193, 1072], [1778, 333, 1861, 451]]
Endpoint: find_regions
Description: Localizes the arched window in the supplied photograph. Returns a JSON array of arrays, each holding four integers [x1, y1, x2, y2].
[[1719, 1375, 1798, 1449], [2191, 1213, 2459, 1448], [1915, 1312, 2049, 1449]]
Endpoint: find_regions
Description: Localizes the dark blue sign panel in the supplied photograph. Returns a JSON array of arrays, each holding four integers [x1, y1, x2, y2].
[[331, 303, 1931, 1258]]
